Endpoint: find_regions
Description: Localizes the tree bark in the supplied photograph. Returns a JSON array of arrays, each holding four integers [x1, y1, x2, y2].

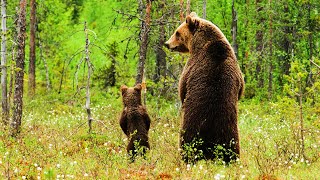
[[179, 0, 184, 21], [28, 0, 36, 97], [202, 0, 206, 19], [231, 0, 238, 59], [186, 0, 191, 15], [84, 22, 93, 134], [1, 0, 9, 125], [154, 2, 166, 83], [11, 0, 26, 137], [136, 0, 151, 85]]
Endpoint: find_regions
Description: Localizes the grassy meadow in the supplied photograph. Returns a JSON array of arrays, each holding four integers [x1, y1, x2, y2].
[[0, 88, 319, 179]]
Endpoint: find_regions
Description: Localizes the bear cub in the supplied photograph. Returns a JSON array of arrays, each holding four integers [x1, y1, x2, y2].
[[119, 84, 151, 161]]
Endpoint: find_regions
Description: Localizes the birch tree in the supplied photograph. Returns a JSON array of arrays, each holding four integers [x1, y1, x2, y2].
[[1, 0, 9, 125]]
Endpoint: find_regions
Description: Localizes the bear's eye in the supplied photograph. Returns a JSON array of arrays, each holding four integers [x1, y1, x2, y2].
[[175, 31, 180, 37]]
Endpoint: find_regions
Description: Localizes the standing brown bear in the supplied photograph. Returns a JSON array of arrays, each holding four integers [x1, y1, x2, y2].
[[119, 84, 151, 161], [165, 12, 244, 163]]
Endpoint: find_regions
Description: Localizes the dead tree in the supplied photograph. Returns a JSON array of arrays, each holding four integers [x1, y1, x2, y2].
[[136, 0, 152, 85], [11, 0, 26, 137], [1, 0, 9, 125], [84, 21, 93, 133], [28, 0, 36, 96]]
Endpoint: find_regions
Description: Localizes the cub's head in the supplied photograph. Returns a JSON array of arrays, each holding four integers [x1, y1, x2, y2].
[[165, 12, 200, 53], [120, 84, 142, 107]]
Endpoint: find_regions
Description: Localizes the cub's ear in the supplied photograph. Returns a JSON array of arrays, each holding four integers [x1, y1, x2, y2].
[[134, 83, 142, 91], [186, 15, 199, 33], [120, 85, 128, 95]]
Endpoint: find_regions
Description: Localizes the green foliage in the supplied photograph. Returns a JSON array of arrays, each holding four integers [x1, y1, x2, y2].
[[1, 93, 320, 179], [1, 0, 320, 179]]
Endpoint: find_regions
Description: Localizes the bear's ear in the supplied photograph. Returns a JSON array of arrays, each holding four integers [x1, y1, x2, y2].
[[186, 15, 199, 33], [189, 12, 198, 17], [134, 84, 142, 91], [120, 85, 128, 95]]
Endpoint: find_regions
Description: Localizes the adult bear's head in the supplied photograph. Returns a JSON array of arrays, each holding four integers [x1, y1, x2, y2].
[[165, 12, 199, 53], [165, 12, 230, 56]]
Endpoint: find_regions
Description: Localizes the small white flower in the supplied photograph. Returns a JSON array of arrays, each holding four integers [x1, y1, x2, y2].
[[84, 173, 89, 177], [14, 168, 19, 173], [214, 174, 221, 180], [22, 176, 26, 179], [199, 165, 203, 170], [175, 168, 179, 172], [56, 164, 61, 168], [186, 164, 191, 171], [37, 167, 42, 171]]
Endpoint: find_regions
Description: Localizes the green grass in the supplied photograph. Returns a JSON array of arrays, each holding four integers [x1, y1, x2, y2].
[[0, 91, 319, 179]]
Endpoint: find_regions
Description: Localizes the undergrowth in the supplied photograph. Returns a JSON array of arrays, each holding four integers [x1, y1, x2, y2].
[[0, 90, 319, 179]]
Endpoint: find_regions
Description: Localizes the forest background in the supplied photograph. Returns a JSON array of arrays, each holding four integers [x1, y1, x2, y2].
[[0, 0, 320, 179]]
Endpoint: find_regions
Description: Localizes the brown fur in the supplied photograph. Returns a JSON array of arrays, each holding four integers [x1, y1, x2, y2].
[[165, 12, 244, 163], [119, 84, 151, 160]]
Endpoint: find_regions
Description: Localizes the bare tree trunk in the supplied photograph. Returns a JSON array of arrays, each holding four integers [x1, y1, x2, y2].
[[186, 0, 191, 15], [202, 0, 206, 19], [11, 0, 26, 137], [1, 0, 9, 125], [179, 0, 184, 21], [9, 23, 17, 119], [84, 22, 93, 134], [136, 0, 152, 85], [231, 0, 238, 59], [28, 0, 36, 97], [154, 2, 166, 83]]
